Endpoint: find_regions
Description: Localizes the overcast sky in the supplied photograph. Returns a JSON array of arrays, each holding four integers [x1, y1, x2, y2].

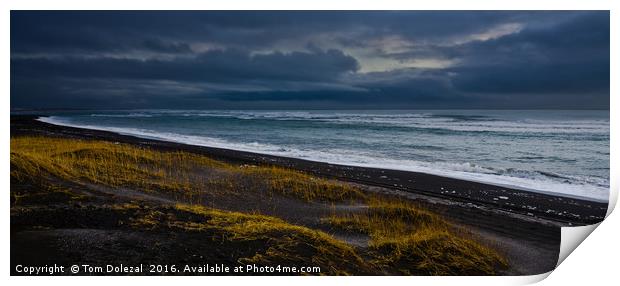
[[10, 11, 609, 110]]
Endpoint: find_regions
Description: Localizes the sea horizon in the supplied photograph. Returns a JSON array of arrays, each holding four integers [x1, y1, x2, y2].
[[34, 109, 610, 202]]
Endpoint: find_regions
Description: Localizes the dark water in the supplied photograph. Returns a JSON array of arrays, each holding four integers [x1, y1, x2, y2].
[[39, 109, 610, 202]]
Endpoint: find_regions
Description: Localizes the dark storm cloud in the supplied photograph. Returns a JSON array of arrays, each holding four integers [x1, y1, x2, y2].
[[11, 48, 359, 82], [444, 12, 609, 108], [7, 11, 496, 52], [10, 11, 609, 109], [141, 39, 193, 54]]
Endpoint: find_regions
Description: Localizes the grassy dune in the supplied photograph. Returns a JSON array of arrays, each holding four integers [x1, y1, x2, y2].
[[11, 136, 365, 203], [11, 136, 507, 275], [327, 198, 506, 275]]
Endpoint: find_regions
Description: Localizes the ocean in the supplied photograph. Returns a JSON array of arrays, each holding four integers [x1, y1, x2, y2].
[[37, 109, 610, 202]]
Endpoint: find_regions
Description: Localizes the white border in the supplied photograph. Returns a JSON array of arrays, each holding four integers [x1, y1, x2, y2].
[[2, 1, 618, 285]]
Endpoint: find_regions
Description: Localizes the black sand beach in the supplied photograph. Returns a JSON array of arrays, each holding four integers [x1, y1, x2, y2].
[[10, 115, 609, 275]]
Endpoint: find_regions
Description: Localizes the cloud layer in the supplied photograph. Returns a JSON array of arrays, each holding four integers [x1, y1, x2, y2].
[[11, 11, 609, 109]]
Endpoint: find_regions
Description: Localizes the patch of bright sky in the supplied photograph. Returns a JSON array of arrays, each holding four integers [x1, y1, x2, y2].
[[451, 23, 524, 45]]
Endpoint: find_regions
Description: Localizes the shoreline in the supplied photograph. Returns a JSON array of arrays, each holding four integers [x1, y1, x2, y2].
[[36, 115, 607, 203], [11, 114, 591, 275], [12, 115, 608, 225]]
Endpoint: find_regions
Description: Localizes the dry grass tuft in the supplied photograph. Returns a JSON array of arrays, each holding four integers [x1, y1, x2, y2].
[[327, 197, 508, 275], [134, 204, 373, 275], [243, 167, 366, 202]]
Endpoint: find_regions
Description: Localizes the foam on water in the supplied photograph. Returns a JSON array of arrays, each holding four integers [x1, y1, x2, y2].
[[37, 110, 610, 202], [83, 110, 607, 134]]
